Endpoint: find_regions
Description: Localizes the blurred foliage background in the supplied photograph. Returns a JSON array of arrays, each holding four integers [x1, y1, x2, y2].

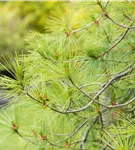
[[0, 1, 66, 149], [1, 1, 135, 150], [0, 1, 66, 70]]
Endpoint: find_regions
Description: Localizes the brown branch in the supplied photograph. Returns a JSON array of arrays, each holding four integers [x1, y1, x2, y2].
[[70, 0, 109, 35], [25, 90, 42, 104], [15, 130, 36, 145], [36, 66, 134, 114], [97, 1, 135, 29], [123, 13, 132, 21], [107, 96, 135, 108], [48, 102, 77, 114], [71, 15, 103, 34], [97, 18, 135, 58], [93, 67, 134, 100], [105, 14, 135, 29], [67, 67, 134, 112], [96, 1, 135, 58]]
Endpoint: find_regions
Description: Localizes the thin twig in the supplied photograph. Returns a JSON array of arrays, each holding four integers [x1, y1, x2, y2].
[[70, 0, 109, 35], [25, 90, 42, 104], [15, 130, 36, 145], [67, 67, 134, 112], [54, 117, 91, 144], [97, 18, 135, 58], [97, 1, 135, 29], [49, 66, 135, 114], [105, 14, 135, 29], [80, 116, 99, 150]]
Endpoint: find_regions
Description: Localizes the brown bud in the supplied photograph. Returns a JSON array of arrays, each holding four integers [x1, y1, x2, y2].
[[102, 10, 107, 16], [43, 104, 47, 108], [94, 20, 99, 26], [112, 101, 116, 106], [64, 143, 70, 148], [40, 135, 47, 141], [12, 123, 17, 131], [65, 32, 70, 37]]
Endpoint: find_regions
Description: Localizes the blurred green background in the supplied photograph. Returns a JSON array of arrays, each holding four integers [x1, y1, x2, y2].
[[0, 1, 65, 149], [0, 1, 66, 70]]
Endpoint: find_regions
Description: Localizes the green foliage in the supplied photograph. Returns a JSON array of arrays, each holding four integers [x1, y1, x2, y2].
[[0, 1, 64, 70], [0, 1, 135, 150]]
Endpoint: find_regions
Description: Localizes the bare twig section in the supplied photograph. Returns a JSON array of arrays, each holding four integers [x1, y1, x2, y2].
[[49, 102, 77, 114], [25, 90, 42, 104], [105, 14, 135, 29], [123, 13, 132, 21], [103, 59, 133, 64], [65, 99, 72, 112], [104, 0, 109, 7], [96, 1, 135, 58]]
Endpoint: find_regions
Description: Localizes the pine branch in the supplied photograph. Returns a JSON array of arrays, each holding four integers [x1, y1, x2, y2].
[[97, 1, 135, 29], [80, 116, 99, 150], [67, 66, 134, 112], [54, 117, 91, 144], [71, 0, 109, 35], [25, 90, 42, 104], [97, 18, 135, 58]]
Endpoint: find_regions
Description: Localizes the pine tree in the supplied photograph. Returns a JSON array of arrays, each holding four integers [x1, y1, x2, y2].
[[0, 1, 135, 150]]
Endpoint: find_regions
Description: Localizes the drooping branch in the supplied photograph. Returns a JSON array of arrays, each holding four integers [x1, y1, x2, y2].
[[97, 1, 135, 29], [67, 66, 134, 112], [25, 90, 42, 104], [105, 14, 135, 29], [93, 67, 134, 100], [70, 0, 109, 35], [46, 66, 135, 114], [14, 129, 36, 145], [97, 18, 135, 58]]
